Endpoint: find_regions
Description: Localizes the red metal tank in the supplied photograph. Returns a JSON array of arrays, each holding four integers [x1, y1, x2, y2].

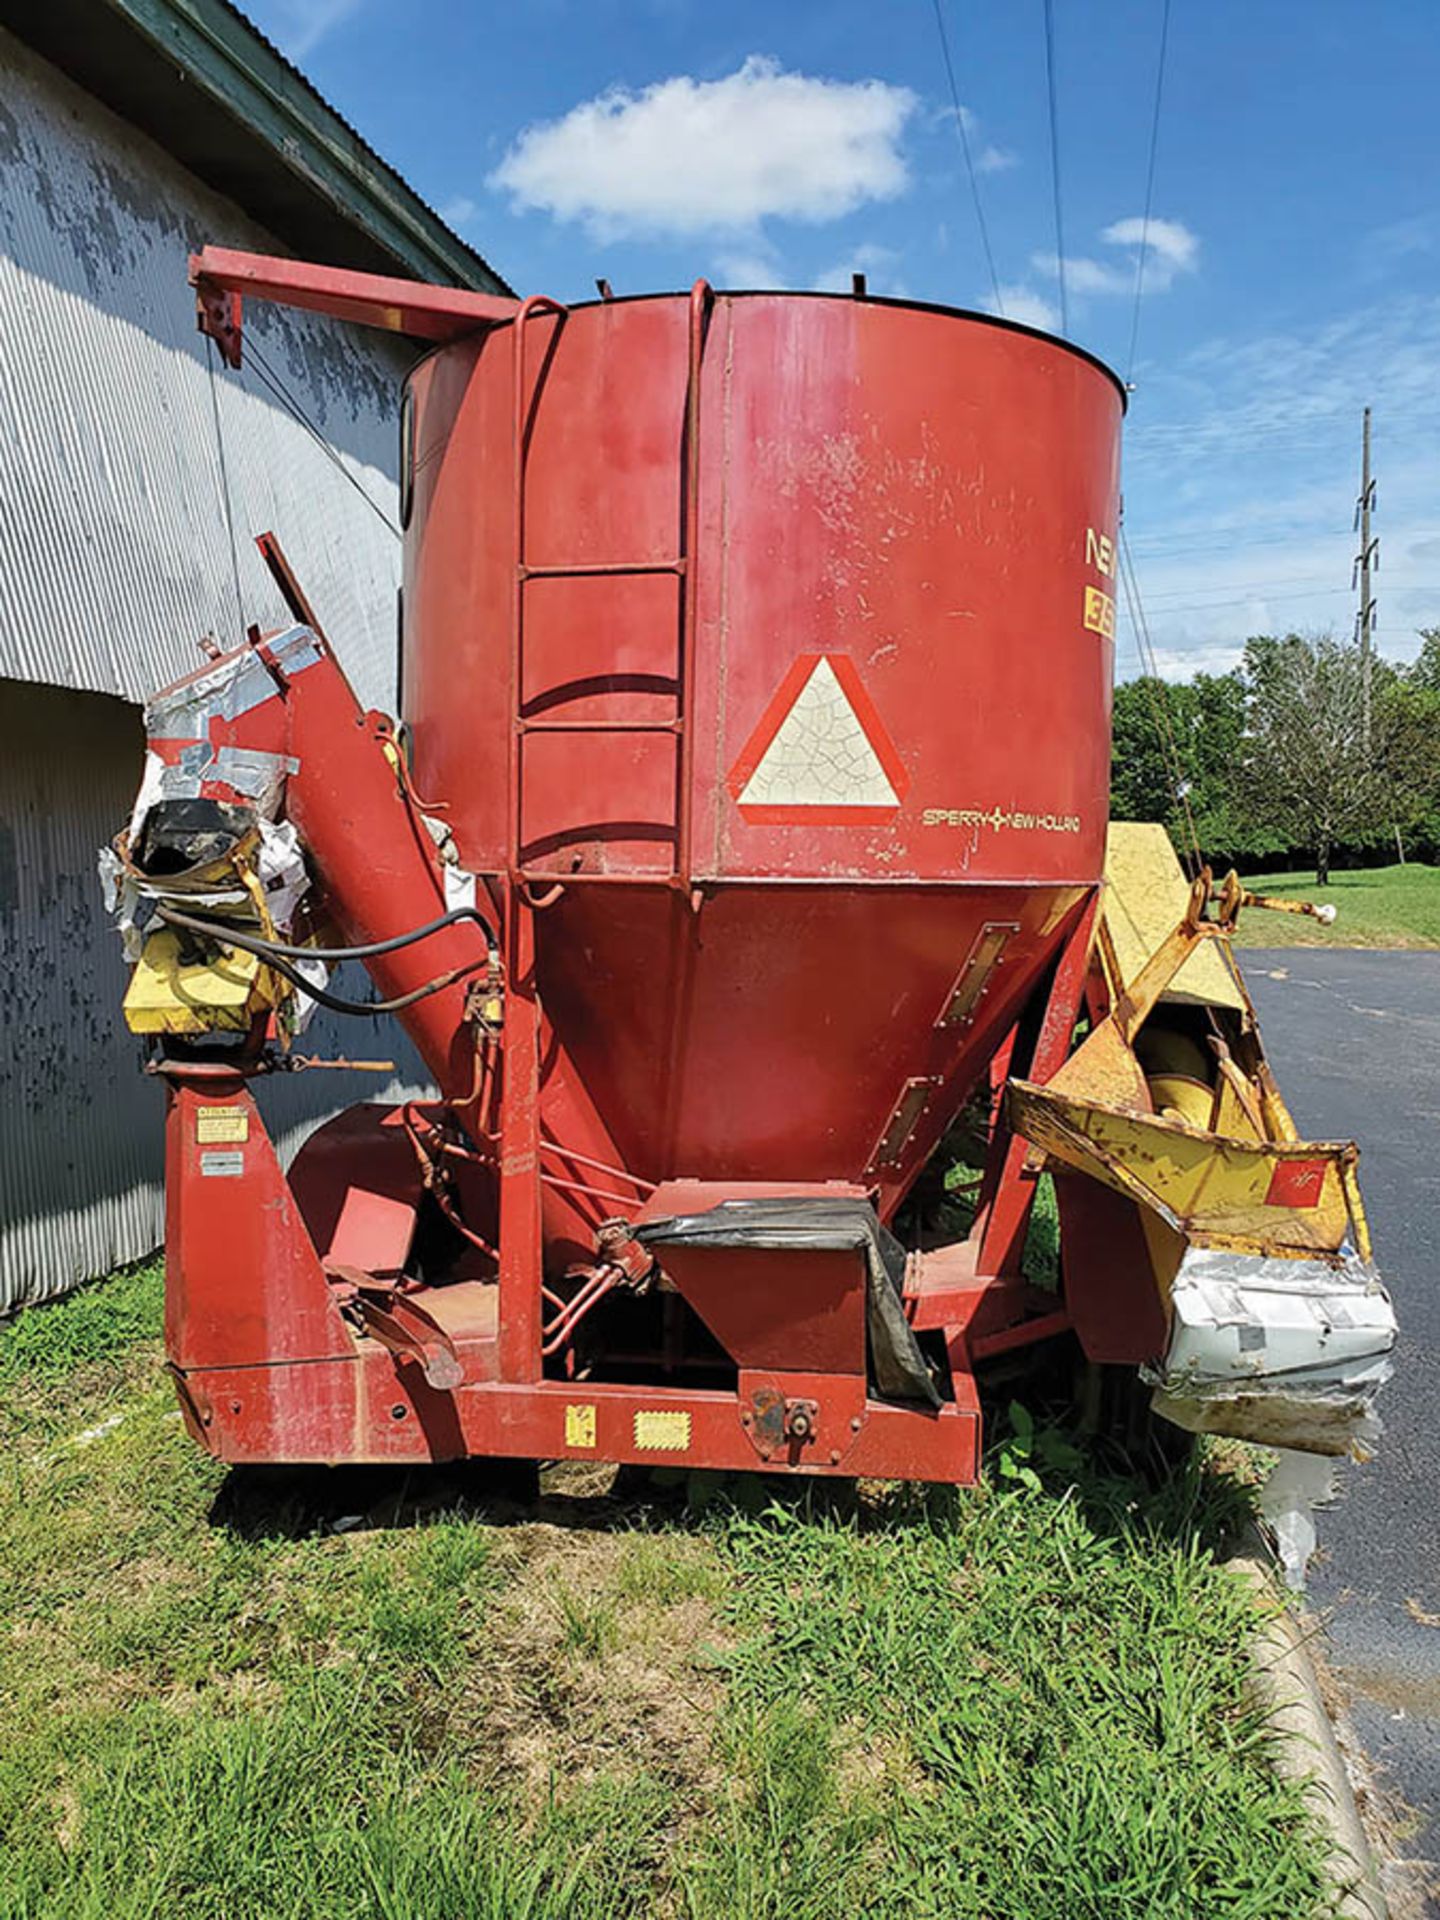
[[401, 291, 1123, 1238]]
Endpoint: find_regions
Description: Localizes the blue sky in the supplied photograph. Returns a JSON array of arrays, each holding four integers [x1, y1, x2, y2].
[[246, 0, 1440, 679]]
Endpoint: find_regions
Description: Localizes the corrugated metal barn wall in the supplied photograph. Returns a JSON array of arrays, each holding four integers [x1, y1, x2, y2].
[[0, 29, 431, 1311]]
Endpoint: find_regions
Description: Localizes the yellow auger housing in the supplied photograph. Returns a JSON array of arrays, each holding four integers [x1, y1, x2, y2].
[[1009, 824, 1395, 1457], [110, 797, 315, 1039], [122, 927, 289, 1035]]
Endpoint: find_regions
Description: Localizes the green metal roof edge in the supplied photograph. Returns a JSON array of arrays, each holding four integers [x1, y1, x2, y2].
[[107, 0, 513, 294]]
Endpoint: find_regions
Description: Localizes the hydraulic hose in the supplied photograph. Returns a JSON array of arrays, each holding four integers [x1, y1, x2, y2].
[[154, 904, 486, 1018], [151, 902, 496, 962]]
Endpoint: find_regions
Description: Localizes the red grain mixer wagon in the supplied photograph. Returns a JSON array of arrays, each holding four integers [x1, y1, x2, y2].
[[106, 253, 1395, 1482]]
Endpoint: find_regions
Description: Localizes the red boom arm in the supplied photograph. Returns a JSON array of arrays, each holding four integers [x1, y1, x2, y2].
[[189, 246, 520, 367]]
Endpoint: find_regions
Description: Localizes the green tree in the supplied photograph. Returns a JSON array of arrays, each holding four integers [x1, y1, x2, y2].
[[1408, 627, 1440, 695], [1376, 636, 1440, 857], [1110, 677, 1177, 827], [1240, 633, 1390, 884], [1110, 669, 1262, 864]]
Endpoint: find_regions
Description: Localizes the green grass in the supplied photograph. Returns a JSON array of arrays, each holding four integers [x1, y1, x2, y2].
[[0, 1271, 1337, 1919], [1229, 861, 1440, 949], [0, 1255, 163, 1386], [0, 1256, 164, 1454]]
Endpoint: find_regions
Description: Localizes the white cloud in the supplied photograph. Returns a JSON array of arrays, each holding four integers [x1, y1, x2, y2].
[[1031, 217, 1200, 304], [1102, 215, 1199, 286], [261, 0, 360, 58], [956, 106, 1017, 175], [983, 283, 1060, 331], [488, 57, 917, 240], [714, 248, 786, 290], [1362, 214, 1435, 281], [1104, 216, 1195, 266], [1031, 250, 1128, 296], [976, 143, 1017, 175], [933, 105, 1018, 176], [439, 196, 478, 231]]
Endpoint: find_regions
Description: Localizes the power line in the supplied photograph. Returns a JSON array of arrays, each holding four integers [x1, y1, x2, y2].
[[1141, 587, 1361, 616], [1042, 0, 1068, 334], [1117, 525, 1204, 874], [1125, 392, 1440, 457], [1143, 575, 1355, 606], [1126, 401, 1440, 456], [1128, 528, 1351, 560], [1125, 0, 1173, 383], [1136, 585, 1440, 618], [931, 0, 1005, 314]]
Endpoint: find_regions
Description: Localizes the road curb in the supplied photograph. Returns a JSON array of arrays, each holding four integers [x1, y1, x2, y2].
[[1226, 1529, 1388, 1920]]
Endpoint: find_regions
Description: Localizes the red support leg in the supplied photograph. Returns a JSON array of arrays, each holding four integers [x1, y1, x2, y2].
[[498, 889, 544, 1383], [975, 892, 1099, 1277]]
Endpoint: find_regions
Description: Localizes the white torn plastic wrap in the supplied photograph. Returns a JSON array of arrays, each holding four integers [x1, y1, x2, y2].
[[1259, 1448, 1341, 1590], [285, 954, 330, 1036], [254, 819, 309, 934], [100, 641, 319, 962], [127, 749, 167, 845], [96, 845, 145, 961], [426, 809, 480, 918], [1144, 1244, 1396, 1457], [443, 862, 477, 914]]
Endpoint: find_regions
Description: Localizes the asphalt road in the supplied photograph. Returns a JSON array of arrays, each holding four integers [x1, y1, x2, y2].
[[1244, 948, 1440, 1909]]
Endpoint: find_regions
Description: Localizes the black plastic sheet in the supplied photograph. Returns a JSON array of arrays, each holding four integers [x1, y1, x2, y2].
[[637, 1197, 941, 1408]]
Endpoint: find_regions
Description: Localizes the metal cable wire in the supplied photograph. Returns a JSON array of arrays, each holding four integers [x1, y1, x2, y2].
[[1042, 0, 1068, 335], [205, 336, 247, 638], [930, 0, 1005, 314], [1125, 0, 1174, 383], [244, 335, 401, 539], [1117, 526, 1204, 877]]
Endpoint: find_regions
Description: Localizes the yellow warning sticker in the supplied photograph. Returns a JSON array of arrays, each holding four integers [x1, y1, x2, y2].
[[196, 1106, 249, 1144], [1083, 586, 1116, 640], [634, 1410, 691, 1453], [565, 1404, 597, 1450]]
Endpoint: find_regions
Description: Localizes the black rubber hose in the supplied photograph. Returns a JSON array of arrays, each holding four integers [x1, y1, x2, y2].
[[152, 901, 496, 962], [154, 905, 485, 1017]]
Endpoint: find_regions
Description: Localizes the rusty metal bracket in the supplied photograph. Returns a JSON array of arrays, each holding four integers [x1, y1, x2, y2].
[[737, 1370, 866, 1468], [744, 1386, 820, 1458], [195, 277, 243, 369]]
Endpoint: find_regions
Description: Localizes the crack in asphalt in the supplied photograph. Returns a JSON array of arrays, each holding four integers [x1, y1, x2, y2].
[[1263, 966, 1440, 1032]]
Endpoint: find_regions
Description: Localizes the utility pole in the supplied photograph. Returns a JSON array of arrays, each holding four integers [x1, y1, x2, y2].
[[1353, 405, 1377, 750]]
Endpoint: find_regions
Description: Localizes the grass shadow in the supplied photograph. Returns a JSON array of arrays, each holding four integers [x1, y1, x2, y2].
[[208, 1453, 759, 1541], [208, 1341, 1258, 1560]]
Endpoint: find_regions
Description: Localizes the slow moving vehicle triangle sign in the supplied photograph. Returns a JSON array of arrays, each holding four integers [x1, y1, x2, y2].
[[727, 653, 909, 825]]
